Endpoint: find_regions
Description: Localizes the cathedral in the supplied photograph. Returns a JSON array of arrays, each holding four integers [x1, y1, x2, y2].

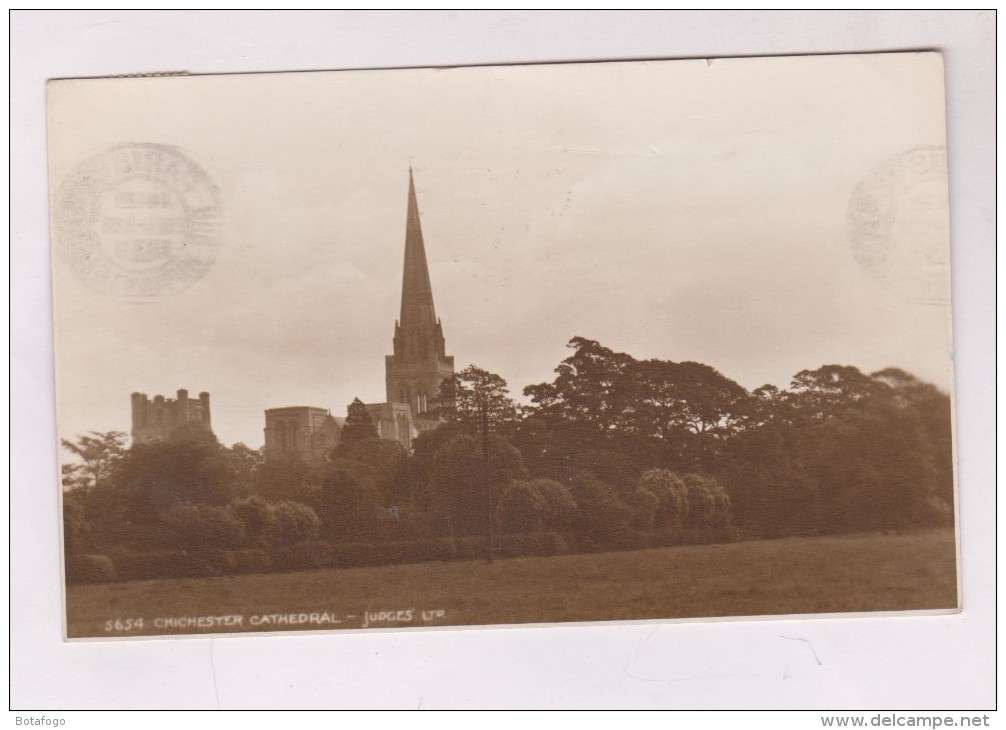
[[262, 169, 454, 461]]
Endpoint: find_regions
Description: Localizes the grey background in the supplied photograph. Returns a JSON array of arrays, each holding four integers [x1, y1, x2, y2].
[[11, 10, 995, 709]]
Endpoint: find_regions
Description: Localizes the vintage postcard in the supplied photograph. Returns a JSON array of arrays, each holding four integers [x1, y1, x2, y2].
[[47, 52, 957, 640]]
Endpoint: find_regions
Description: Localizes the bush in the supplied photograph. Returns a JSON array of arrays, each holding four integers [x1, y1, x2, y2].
[[496, 532, 569, 558], [368, 539, 454, 566], [265, 501, 321, 546], [260, 533, 571, 574], [272, 541, 339, 572], [638, 469, 689, 530], [321, 541, 378, 568], [535, 480, 578, 530], [602, 529, 656, 552], [627, 487, 660, 531], [65, 554, 116, 584], [187, 548, 238, 577], [232, 548, 272, 574], [63, 494, 91, 556], [569, 473, 632, 538], [650, 526, 685, 548], [113, 551, 212, 581], [681, 523, 741, 545], [497, 479, 577, 533], [451, 536, 488, 561], [229, 496, 274, 546], [162, 503, 245, 548], [496, 481, 550, 533], [431, 434, 528, 535], [370, 505, 440, 542], [314, 470, 382, 541], [270, 539, 457, 572], [682, 473, 733, 537]]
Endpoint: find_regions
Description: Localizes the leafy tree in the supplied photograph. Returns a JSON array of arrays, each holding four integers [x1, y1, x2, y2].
[[229, 496, 275, 547], [568, 473, 632, 539], [717, 425, 821, 537], [60, 431, 128, 490], [405, 421, 469, 510], [437, 366, 522, 560], [633, 359, 749, 437], [228, 442, 265, 485], [254, 454, 317, 502], [626, 485, 660, 531], [496, 478, 577, 533], [439, 365, 519, 433], [871, 368, 954, 512], [265, 501, 321, 546], [228, 495, 321, 546], [334, 437, 408, 505], [496, 481, 550, 533], [430, 433, 527, 536], [636, 469, 689, 531], [567, 448, 643, 497], [314, 467, 382, 541], [739, 384, 794, 429], [808, 403, 953, 532], [162, 503, 246, 548], [682, 473, 732, 528], [534, 479, 578, 530], [112, 427, 241, 519], [62, 492, 91, 555], [521, 338, 750, 477], [339, 397, 379, 446], [524, 338, 636, 434], [788, 365, 882, 423]]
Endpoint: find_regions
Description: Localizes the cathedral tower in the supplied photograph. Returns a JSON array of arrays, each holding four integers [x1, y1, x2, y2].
[[131, 389, 213, 444], [385, 169, 454, 419]]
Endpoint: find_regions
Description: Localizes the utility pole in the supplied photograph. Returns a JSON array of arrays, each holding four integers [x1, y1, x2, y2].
[[481, 394, 493, 564]]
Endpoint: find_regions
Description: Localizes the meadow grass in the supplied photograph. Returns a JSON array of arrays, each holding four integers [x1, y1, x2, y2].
[[66, 529, 957, 638]]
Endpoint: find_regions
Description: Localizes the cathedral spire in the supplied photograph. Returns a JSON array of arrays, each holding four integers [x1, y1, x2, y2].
[[386, 168, 454, 416], [400, 168, 437, 330]]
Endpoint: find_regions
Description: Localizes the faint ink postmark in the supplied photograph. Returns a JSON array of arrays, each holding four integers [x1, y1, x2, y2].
[[52, 143, 220, 300], [847, 145, 950, 305]]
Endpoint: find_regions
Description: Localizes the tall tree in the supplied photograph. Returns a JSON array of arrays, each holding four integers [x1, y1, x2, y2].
[[524, 337, 636, 434], [339, 397, 379, 446], [60, 431, 128, 490], [112, 427, 238, 518], [438, 365, 520, 562], [632, 359, 749, 438], [567, 473, 632, 540], [787, 365, 881, 423], [332, 437, 408, 506], [520, 337, 750, 475], [439, 365, 518, 433], [430, 433, 527, 538]]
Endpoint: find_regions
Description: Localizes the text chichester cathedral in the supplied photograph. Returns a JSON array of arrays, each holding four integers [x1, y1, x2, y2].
[[130, 170, 454, 459]]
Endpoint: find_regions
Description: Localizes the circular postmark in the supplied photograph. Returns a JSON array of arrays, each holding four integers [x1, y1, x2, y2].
[[847, 145, 950, 305], [52, 143, 220, 300]]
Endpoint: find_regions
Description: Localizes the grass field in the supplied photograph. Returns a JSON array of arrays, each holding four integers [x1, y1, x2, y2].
[[65, 529, 958, 638]]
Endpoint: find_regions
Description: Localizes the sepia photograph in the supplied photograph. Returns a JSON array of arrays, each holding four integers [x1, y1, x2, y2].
[[47, 51, 958, 641]]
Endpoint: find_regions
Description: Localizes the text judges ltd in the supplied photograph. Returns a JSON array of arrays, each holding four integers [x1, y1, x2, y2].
[[104, 609, 447, 632]]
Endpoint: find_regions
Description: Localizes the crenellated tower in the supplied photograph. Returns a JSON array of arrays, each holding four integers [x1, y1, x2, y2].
[[130, 389, 213, 444], [385, 169, 454, 419]]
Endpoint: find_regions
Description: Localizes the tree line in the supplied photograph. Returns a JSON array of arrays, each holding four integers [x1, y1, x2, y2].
[[61, 337, 954, 574]]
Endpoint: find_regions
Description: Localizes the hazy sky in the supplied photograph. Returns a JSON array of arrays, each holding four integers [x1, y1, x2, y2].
[[47, 52, 952, 448]]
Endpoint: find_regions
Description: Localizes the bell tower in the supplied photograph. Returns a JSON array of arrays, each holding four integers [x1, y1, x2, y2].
[[385, 169, 454, 418]]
